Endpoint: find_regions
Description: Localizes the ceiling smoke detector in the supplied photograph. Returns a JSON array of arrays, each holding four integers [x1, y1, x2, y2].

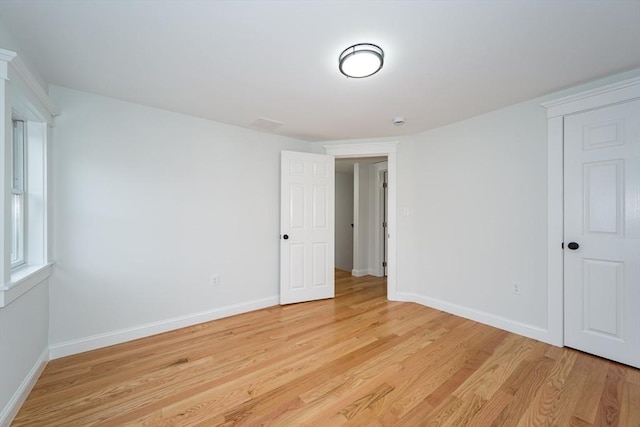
[[393, 116, 406, 126]]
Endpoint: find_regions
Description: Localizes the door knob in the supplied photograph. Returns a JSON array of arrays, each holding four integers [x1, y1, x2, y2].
[[283, 234, 289, 240], [567, 242, 579, 250]]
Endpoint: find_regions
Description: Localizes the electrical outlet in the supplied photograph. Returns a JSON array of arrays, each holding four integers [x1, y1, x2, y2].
[[512, 281, 521, 295], [211, 274, 220, 286]]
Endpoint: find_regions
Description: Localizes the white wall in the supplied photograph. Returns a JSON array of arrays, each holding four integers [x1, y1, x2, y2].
[[334, 172, 353, 271], [408, 98, 549, 328], [404, 69, 640, 340], [394, 140, 416, 293], [0, 282, 49, 424], [48, 86, 310, 356]]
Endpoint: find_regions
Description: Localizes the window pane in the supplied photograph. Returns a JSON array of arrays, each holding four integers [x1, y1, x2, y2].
[[13, 120, 25, 191], [11, 119, 26, 267], [11, 193, 24, 265]]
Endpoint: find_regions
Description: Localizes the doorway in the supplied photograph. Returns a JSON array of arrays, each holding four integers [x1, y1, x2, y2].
[[325, 142, 399, 300], [335, 157, 388, 278]]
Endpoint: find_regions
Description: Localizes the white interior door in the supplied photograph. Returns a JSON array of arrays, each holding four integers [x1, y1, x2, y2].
[[280, 151, 335, 305], [564, 99, 640, 368]]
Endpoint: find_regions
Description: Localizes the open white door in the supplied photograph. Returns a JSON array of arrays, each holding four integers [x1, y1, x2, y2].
[[564, 99, 640, 368], [280, 151, 335, 305]]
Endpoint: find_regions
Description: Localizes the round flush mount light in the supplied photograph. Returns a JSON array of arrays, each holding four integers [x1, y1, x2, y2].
[[339, 43, 384, 78]]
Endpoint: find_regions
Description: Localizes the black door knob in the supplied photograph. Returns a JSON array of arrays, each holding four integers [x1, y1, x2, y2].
[[283, 234, 289, 240], [567, 242, 579, 250]]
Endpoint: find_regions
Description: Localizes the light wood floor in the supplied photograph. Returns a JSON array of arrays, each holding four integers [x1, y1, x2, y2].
[[13, 270, 640, 426]]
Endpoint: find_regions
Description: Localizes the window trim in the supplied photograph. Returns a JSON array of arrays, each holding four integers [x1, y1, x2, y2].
[[1, 48, 57, 307]]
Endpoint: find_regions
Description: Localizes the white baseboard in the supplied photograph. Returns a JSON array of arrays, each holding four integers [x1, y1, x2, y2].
[[370, 269, 384, 278], [0, 347, 49, 427], [351, 268, 381, 277], [395, 292, 555, 346], [49, 296, 279, 359]]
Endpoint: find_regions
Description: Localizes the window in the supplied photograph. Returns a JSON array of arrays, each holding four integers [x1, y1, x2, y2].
[[11, 118, 26, 268], [1, 48, 54, 307]]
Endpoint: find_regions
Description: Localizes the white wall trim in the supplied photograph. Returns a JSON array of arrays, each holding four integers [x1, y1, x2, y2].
[[352, 163, 361, 277], [0, 263, 53, 307], [0, 49, 59, 118], [0, 49, 17, 80], [351, 268, 368, 277], [351, 268, 381, 278], [396, 292, 554, 345], [542, 76, 640, 118], [0, 347, 49, 427], [324, 142, 398, 158], [11, 55, 59, 116], [543, 77, 640, 348], [324, 141, 399, 300], [371, 161, 388, 278], [49, 296, 279, 359]]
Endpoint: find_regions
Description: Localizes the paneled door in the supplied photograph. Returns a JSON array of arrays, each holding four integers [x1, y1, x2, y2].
[[280, 151, 335, 304], [564, 100, 640, 368]]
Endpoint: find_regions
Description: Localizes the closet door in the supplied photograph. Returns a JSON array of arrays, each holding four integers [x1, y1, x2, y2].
[[564, 100, 640, 368]]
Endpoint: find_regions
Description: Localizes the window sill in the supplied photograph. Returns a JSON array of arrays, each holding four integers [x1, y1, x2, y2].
[[0, 262, 54, 308]]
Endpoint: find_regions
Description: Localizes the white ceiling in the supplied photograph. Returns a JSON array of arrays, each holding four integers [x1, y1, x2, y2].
[[1, 1, 638, 141]]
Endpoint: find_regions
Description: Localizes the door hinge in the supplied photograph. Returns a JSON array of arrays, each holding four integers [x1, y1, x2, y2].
[[382, 182, 388, 188], [561, 242, 564, 249], [382, 222, 387, 228], [382, 261, 387, 267]]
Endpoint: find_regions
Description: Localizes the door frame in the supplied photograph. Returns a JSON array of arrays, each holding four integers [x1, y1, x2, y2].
[[372, 161, 388, 278], [324, 142, 399, 300], [543, 76, 640, 347]]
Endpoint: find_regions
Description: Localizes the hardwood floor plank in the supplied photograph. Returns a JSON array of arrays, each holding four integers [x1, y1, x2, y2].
[[12, 271, 639, 426], [515, 349, 578, 426], [594, 364, 625, 426], [572, 352, 611, 424], [547, 354, 588, 426], [495, 341, 549, 396], [452, 334, 534, 400], [489, 356, 556, 426], [619, 380, 640, 427], [466, 390, 513, 426], [381, 323, 504, 420]]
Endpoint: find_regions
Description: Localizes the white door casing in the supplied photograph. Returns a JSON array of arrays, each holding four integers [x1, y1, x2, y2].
[[280, 151, 335, 305], [544, 77, 640, 350], [372, 161, 388, 278], [383, 170, 389, 277], [324, 142, 399, 301], [563, 100, 640, 368]]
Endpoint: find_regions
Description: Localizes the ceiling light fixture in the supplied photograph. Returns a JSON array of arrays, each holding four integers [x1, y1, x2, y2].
[[338, 43, 384, 78]]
